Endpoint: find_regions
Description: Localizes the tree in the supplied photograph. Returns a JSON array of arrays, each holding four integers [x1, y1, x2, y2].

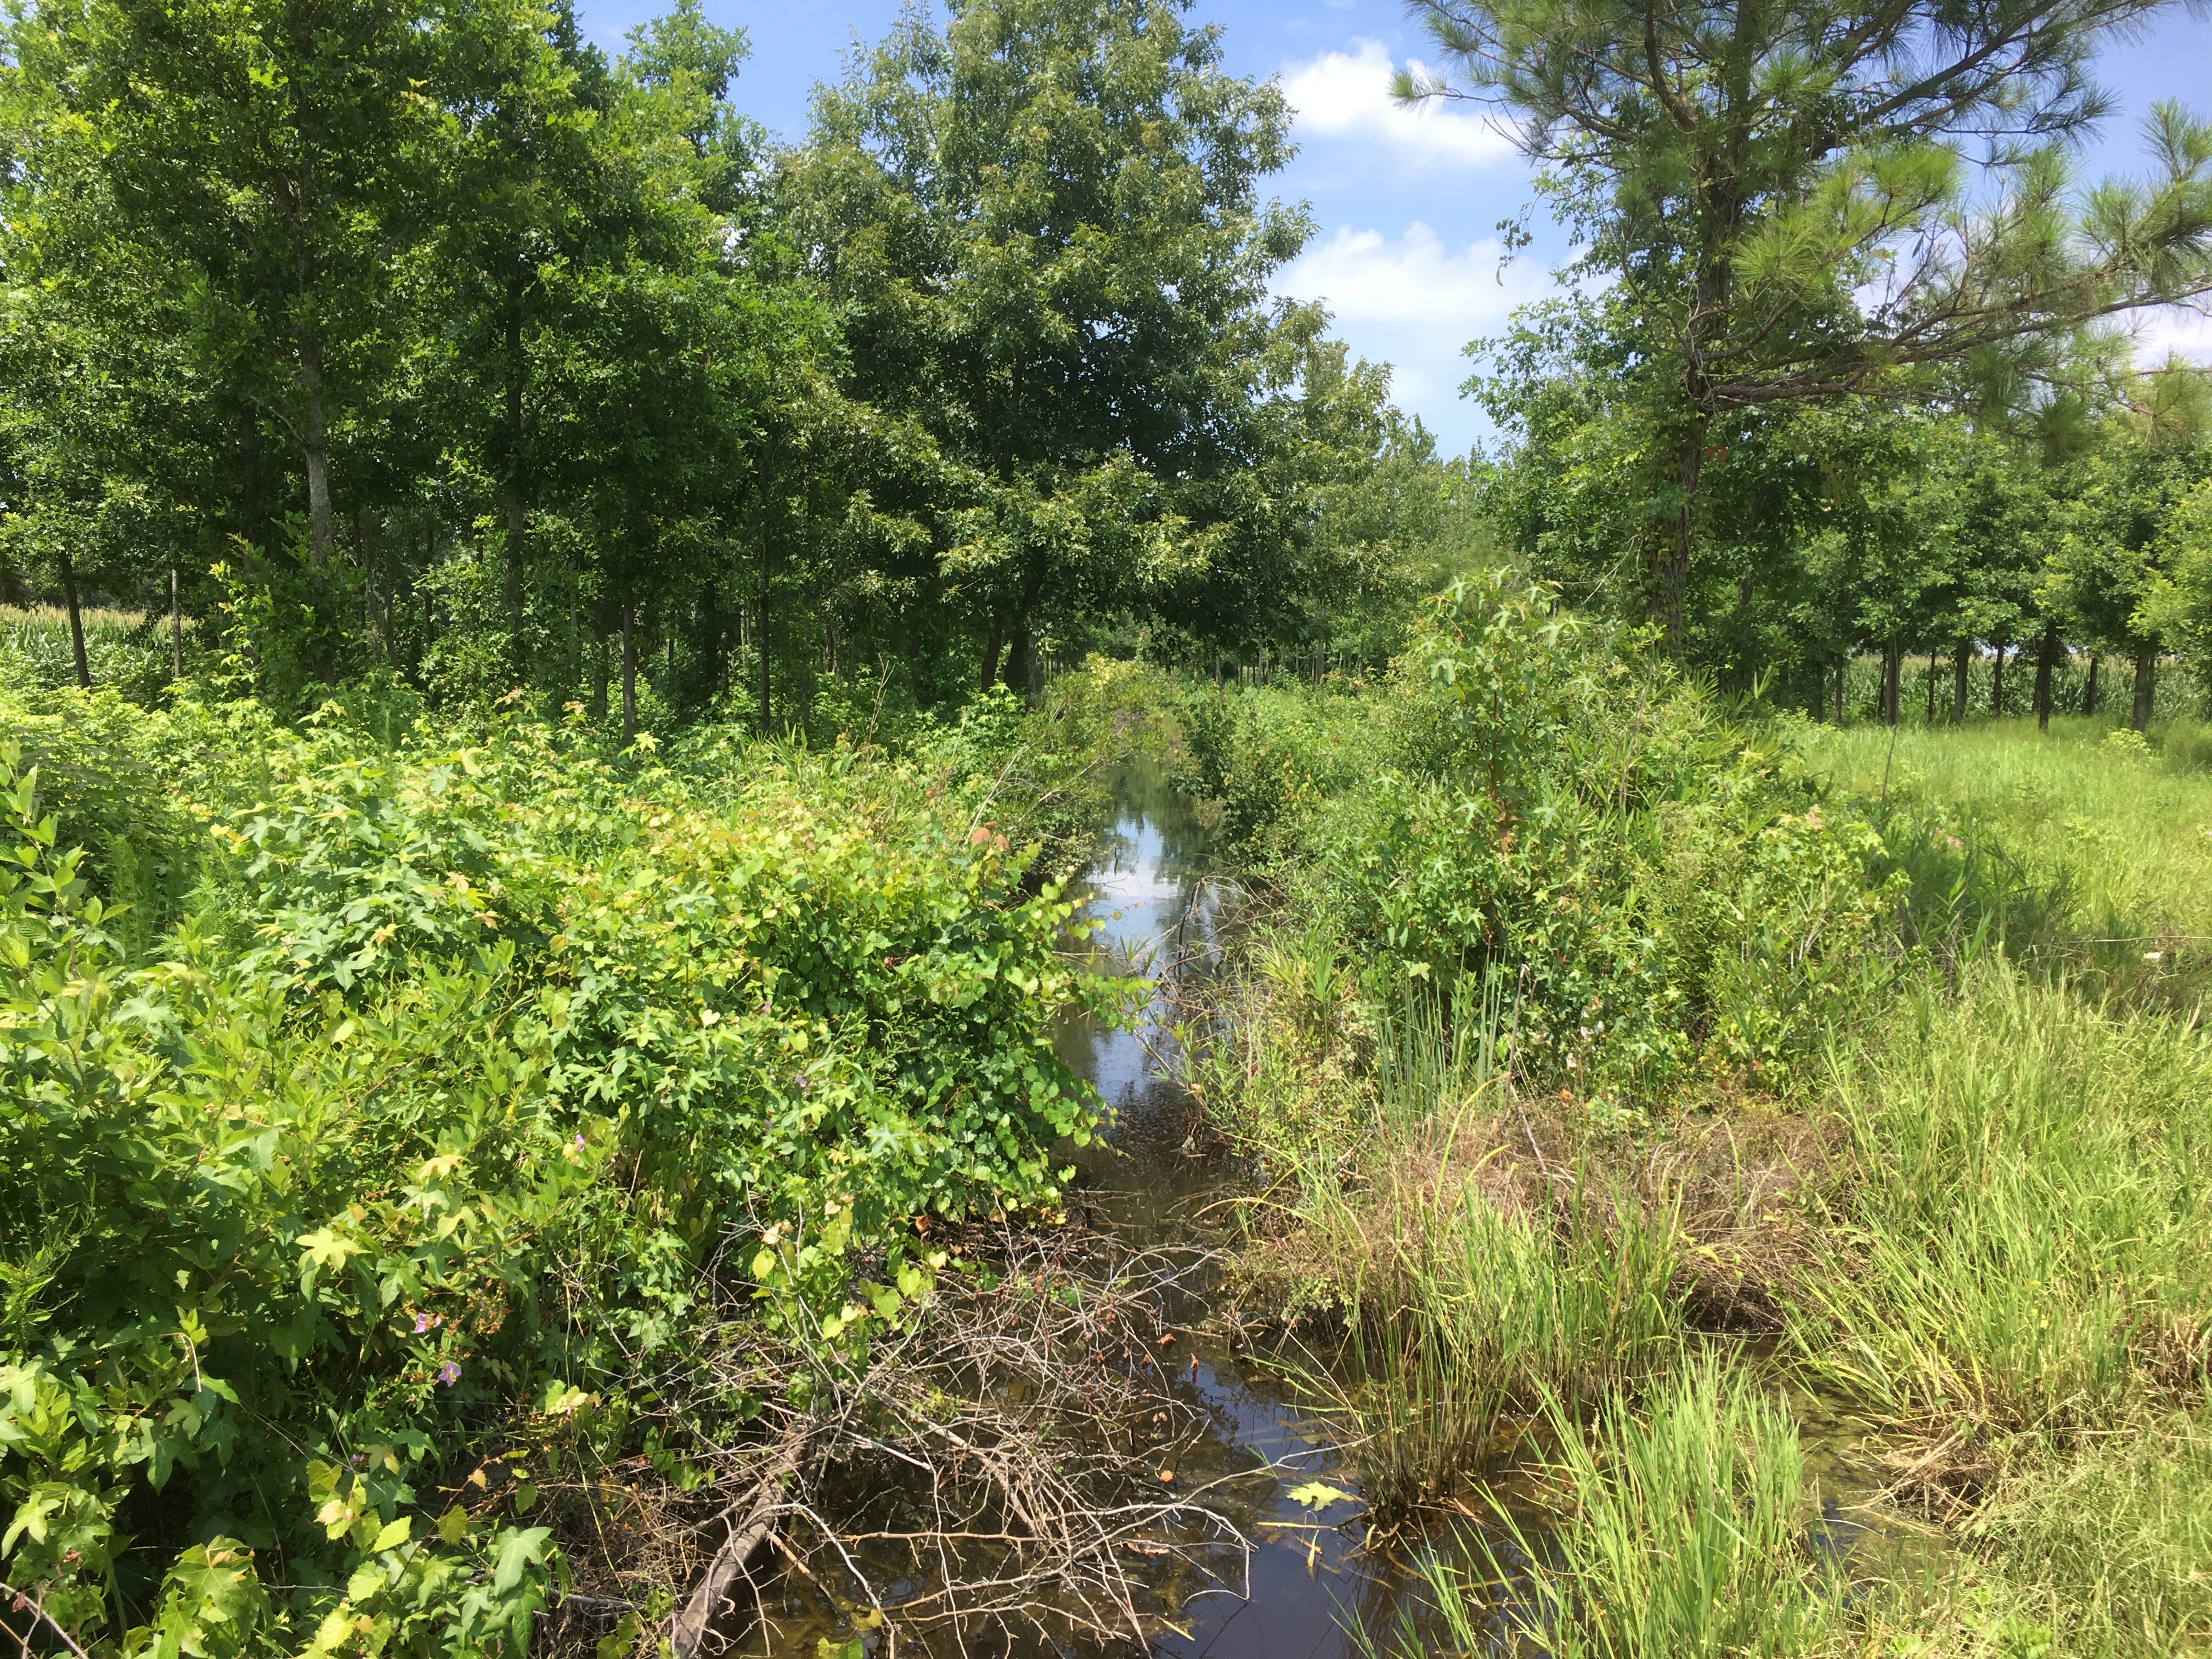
[[789, 0, 1311, 692], [417, 0, 616, 680], [1404, 0, 2212, 652], [2052, 366, 2212, 727]]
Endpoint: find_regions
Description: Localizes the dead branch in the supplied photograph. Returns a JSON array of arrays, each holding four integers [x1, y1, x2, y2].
[[666, 1417, 812, 1658]]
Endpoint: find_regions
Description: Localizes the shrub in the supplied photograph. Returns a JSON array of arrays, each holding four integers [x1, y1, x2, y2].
[[0, 695, 1106, 1656], [1182, 575, 1913, 1093]]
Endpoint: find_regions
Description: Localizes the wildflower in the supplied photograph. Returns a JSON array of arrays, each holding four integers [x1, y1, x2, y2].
[[414, 1313, 432, 1334], [574, 1133, 585, 1150], [2145, 951, 2165, 963], [437, 1361, 462, 1387], [1805, 806, 1824, 831], [796, 1074, 810, 1091]]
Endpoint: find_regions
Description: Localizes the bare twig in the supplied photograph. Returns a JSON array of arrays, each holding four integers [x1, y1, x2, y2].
[[0, 1582, 91, 1659]]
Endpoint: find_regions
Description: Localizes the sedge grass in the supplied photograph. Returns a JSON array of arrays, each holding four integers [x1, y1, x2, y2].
[[1320, 1159, 1689, 1522], [1380, 1356, 1846, 1659], [1793, 964, 2212, 1438]]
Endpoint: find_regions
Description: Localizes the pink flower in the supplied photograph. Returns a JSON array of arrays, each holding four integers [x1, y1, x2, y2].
[[437, 1361, 462, 1387]]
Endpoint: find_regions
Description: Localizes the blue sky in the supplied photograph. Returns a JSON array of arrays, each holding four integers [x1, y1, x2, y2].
[[578, 0, 2212, 455]]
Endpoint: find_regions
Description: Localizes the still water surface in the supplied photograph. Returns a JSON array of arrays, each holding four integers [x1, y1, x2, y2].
[[1051, 768, 1409, 1659]]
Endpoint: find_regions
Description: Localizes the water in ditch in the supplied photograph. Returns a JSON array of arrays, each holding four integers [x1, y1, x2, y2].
[[1049, 763, 1410, 1659], [742, 763, 1936, 1656]]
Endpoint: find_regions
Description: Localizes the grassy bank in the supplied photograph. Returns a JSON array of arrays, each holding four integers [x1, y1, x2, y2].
[[1167, 596, 2212, 1656]]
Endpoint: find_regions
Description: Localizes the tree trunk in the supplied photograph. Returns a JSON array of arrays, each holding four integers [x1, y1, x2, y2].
[[171, 567, 184, 680], [757, 500, 772, 732], [620, 602, 637, 743], [59, 548, 89, 689], [701, 581, 722, 699], [2082, 654, 2100, 716], [1991, 643, 2007, 718], [2132, 639, 2157, 731], [979, 611, 1005, 693], [297, 315, 333, 568], [1832, 659, 1845, 724], [1656, 423, 1706, 657], [1880, 640, 1901, 726], [2033, 624, 2058, 733], [1003, 569, 1043, 704], [501, 279, 528, 679], [1925, 649, 1937, 726], [1953, 640, 1970, 724]]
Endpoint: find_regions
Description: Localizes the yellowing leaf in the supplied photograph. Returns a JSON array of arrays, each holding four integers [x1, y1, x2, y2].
[[1285, 1481, 1354, 1511], [297, 1227, 365, 1271]]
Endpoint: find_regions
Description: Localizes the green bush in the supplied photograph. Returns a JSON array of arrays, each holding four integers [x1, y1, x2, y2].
[[1181, 575, 1913, 1093], [0, 693, 1106, 1656]]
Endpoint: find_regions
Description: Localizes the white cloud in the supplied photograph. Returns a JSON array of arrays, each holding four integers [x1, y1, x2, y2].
[[1275, 222, 1545, 330], [1279, 40, 1516, 170], [1273, 223, 1553, 447], [2121, 302, 2212, 365]]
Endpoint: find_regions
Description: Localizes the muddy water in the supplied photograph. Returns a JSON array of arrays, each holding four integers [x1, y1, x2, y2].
[[1051, 765, 1419, 1658]]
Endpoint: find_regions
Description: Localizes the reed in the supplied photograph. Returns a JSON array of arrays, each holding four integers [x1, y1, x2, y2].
[[1381, 1357, 1844, 1658]]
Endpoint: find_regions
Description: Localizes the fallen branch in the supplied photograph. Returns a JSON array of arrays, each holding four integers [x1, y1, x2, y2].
[[666, 1418, 811, 1658]]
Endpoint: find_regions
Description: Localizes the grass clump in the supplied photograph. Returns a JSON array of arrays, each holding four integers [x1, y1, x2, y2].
[[1302, 1124, 1689, 1522], [1387, 1358, 1845, 1658], [1794, 965, 2212, 1448], [1962, 1409, 2212, 1655]]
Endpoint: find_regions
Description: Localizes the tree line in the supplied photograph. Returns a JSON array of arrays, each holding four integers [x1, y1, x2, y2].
[[9, 0, 2212, 736], [0, 0, 1464, 734], [1406, 0, 2212, 724]]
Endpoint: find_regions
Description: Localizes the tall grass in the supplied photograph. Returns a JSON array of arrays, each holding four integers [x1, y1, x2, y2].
[[1967, 1408, 2212, 1655], [1803, 717, 2212, 988], [0, 604, 182, 698], [1383, 1358, 1844, 1658], [1321, 1159, 1689, 1521], [1793, 966, 2212, 1437]]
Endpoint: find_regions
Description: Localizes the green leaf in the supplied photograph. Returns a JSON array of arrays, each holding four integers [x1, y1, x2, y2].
[[1285, 1481, 1355, 1512], [492, 1525, 553, 1594]]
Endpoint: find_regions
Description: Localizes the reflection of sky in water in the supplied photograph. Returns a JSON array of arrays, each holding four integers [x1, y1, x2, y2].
[[1054, 781, 1398, 1659]]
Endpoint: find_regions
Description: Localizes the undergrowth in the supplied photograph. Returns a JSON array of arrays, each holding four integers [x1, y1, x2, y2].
[[1173, 592, 2212, 1657]]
